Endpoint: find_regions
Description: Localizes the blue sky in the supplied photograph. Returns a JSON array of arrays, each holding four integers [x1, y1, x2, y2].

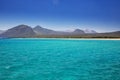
[[0, 0, 120, 32]]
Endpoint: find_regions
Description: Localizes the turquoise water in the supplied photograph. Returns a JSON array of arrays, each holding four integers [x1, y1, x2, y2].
[[0, 38, 120, 80]]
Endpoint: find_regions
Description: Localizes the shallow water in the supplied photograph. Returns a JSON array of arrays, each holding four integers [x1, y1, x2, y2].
[[0, 38, 120, 80]]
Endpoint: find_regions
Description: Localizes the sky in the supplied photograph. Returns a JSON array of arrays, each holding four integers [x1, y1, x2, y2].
[[0, 0, 120, 32]]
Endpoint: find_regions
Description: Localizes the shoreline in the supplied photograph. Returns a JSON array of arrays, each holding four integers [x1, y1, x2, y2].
[[6, 38, 120, 40]]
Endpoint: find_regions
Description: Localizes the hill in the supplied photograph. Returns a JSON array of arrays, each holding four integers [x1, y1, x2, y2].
[[0, 25, 36, 38], [0, 24, 120, 38]]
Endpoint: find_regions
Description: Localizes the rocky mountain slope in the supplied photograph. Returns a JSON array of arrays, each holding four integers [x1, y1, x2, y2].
[[0, 25, 36, 37], [0, 24, 120, 38]]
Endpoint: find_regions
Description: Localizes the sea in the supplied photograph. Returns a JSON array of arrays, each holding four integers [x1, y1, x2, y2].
[[0, 38, 120, 80]]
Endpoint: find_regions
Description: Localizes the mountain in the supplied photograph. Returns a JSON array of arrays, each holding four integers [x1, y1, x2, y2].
[[33, 25, 57, 35], [80, 31, 120, 38], [0, 24, 120, 38], [0, 30, 5, 34], [0, 25, 36, 37], [100, 31, 120, 37], [109, 31, 120, 34], [72, 29, 85, 34], [84, 29, 97, 33], [33, 26, 85, 35]]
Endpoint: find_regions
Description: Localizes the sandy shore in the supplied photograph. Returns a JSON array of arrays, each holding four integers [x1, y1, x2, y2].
[[55, 38, 120, 40], [14, 38, 120, 40]]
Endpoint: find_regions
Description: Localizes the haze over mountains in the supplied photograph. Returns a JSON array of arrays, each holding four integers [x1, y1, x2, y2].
[[84, 29, 97, 33], [0, 24, 120, 38], [33, 25, 87, 35], [0, 30, 5, 34]]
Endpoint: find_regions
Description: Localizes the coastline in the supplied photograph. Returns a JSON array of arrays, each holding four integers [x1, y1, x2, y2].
[[7, 37, 120, 40]]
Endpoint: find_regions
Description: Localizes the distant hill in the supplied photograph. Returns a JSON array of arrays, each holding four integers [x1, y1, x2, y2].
[[33, 25, 57, 35], [0, 25, 36, 38], [72, 29, 85, 34], [33, 26, 85, 35], [0, 24, 120, 38], [98, 31, 120, 38], [109, 31, 120, 34], [78, 31, 120, 38], [84, 29, 97, 33], [0, 30, 5, 34]]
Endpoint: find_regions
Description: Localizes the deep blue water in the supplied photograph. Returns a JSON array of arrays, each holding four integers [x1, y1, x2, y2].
[[0, 38, 120, 80]]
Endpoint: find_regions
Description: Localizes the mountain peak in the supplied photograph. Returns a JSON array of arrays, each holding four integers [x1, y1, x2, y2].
[[1, 25, 35, 37], [0, 30, 5, 34], [74, 29, 83, 31], [0, 24, 120, 38], [84, 29, 97, 33], [34, 25, 43, 29], [15, 24, 30, 28], [73, 29, 85, 34], [33, 26, 55, 35]]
